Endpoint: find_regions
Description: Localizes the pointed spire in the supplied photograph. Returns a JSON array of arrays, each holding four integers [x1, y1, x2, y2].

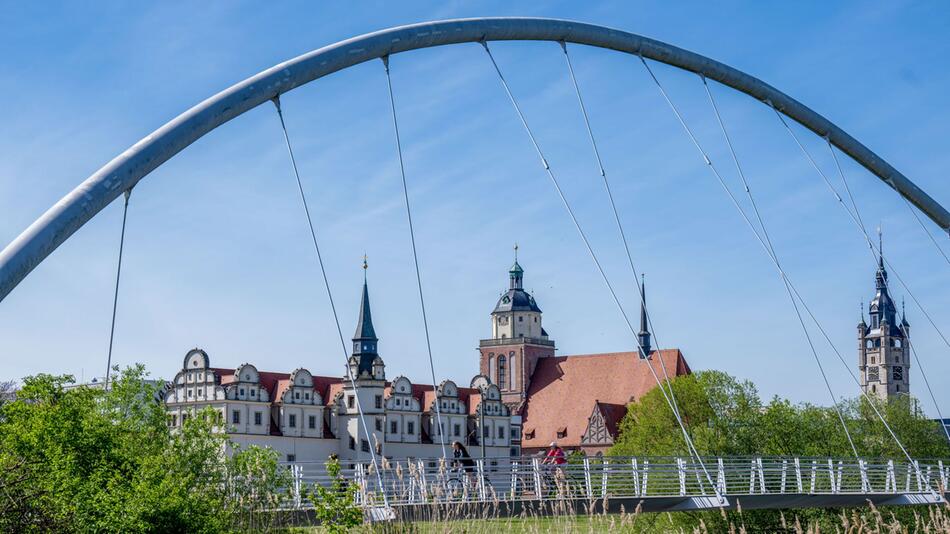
[[638, 274, 652, 358], [859, 301, 866, 325], [902, 297, 910, 327], [354, 258, 377, 341]]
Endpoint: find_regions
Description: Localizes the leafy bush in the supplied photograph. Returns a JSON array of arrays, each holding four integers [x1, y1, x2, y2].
[[307, 456, 363, 533], [0, 365, 294, 532]]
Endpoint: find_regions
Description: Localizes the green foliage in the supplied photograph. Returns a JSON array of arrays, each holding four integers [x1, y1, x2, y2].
[[307, 457, 363, 533], [609, 369, 950, 459], [0, 365, 295, 533], [608, 369, 950, 531]]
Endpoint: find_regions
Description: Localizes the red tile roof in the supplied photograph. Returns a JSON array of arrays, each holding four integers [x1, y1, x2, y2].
[[520, 349, 690, 450]]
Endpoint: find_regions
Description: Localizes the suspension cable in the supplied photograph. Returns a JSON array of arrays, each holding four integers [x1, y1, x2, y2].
[[558, 42, 685, 421], [103, 189, 132, 391], [762, 105, 936, 483], [640, 56, 860, 460], [481, 40, 721, 500], [772, 106, 950, 354], [271, 97, 388, 506], [824, 138, 950, 443], [706, 78, 932, 481], [381, 56, 448, 460], [687, 80, 925, 481], [900, 192, 950, 268]]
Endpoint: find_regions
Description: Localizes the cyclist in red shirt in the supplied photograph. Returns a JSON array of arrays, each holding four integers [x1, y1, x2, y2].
[[541, 442, 566, 465]]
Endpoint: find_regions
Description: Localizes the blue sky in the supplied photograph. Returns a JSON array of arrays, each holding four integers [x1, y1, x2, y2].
[[2, 1, 949, 415]]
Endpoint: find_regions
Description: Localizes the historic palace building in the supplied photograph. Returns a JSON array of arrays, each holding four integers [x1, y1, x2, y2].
[[858, 244, 911, 401], [163, 266, 514, 463], [478, 258, 691, 455]]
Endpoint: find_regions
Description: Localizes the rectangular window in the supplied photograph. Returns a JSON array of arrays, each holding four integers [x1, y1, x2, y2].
[[170, 414, 177, 427], [347, 396, 355, 409], [390, 420, 398, 434], [361, 440, 370, 453], [187, 389, 193, 398], [287, 454, 296, 462], [197, 388, 203, 396], [232, 410, 240, 424], [375, 395, 382, 409], [254, 412, 262, 425], [349, 436, 356, 450], [239, 388, 244, 396], [251, 389, 256, 397], [295, 391, 299, 399], [288, 414, 296, 428], [375, 418, 382, 431], [454, 424, 461, 437], [407, 421, 415, 435], [308, 415, 316, 429], [483, 426, 489, 437], [498, 426, 505, 439]]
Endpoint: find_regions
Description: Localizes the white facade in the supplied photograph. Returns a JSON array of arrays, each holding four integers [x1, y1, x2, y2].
[[164, 348, 513, 463]]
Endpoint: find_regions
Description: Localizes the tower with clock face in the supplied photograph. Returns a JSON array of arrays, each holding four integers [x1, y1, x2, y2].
[[478, 254, 555, 412], [858, 239, 910, 402]]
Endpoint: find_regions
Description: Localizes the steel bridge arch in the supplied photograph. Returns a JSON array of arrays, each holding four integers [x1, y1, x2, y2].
[[1, 17, 948, 302]]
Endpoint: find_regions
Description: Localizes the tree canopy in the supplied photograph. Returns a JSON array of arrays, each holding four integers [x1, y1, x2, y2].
[[0, 366, 291, 533], [609, 370, 950, 459]]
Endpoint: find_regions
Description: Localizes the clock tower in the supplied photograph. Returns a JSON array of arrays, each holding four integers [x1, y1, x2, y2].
[[478, 249, 555, 412]]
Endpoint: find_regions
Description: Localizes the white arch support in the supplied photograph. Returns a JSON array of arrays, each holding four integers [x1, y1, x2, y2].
[[1, 17, 947, 301]]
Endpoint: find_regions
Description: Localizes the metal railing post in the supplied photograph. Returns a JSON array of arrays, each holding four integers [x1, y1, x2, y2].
[[679, 458, 687, 496], [476, 459, 487, 501], [859, 459, 870, 493], [826, 459, 837, 494], [795, 458, 803, 493], [583, 457, 593, 499], [643, 460, 650, 496], [717, 458, 727, 496], [631, 458, 641, 497], [511, 461, 519, 500], [810, 460, 817, 493], [886, 460, 896, 493], [601, 459, 610, 498], [757, 457, 767, 494], [532, 458, 542, 500], [780, 459, 787, 494], [418, 460, 428, 501]]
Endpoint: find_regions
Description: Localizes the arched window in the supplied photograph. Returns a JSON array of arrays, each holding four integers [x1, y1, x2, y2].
[[488, 354, 495, 383], [509, 352, 516, 391], [497, 356, 506, 390]]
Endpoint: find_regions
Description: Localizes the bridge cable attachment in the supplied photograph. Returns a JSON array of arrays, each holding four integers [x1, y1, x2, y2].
[[482, 39, 720, 500], [560, 39, 701, 488], [380, 55, 448, 461], [103, 187, 133, 391], [270, 96, 389, 507]]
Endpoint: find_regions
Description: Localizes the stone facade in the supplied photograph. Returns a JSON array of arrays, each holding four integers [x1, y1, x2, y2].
[[164, 272, 513, 464], [858, 246, 911, 402]]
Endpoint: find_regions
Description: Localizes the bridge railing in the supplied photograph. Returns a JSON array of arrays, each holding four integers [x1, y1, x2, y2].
[[279, 455, 947, 508]]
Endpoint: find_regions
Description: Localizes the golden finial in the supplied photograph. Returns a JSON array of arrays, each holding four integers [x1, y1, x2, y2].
[[363, 254, 368, 270], [514, 243, 519, 261]]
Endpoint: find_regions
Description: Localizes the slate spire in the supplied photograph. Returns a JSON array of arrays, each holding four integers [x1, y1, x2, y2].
[[352, 256, 378, 376]]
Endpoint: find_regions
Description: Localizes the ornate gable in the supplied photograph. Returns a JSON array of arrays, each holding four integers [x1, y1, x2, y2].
[[581, 402, 614, 446]]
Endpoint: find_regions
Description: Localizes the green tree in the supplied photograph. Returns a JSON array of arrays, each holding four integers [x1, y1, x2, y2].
[[0, 365, 295, 532]]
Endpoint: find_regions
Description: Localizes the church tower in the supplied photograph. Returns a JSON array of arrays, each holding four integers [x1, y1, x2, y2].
[[858, 235, 910, 402], [349, 258, 385, 381], [478, 248, 555, 411]]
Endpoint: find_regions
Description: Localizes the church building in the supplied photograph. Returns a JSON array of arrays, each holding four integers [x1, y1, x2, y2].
[[478, 257, 691, 455], [858, 241, 911, 401]]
